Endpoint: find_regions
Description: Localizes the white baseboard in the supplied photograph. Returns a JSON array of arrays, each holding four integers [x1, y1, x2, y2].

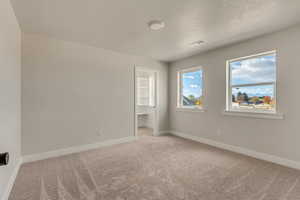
[[170, 130, 300, 170], [22, 136, 137, 163], [1, 158, 23, 200], [158, 130, 171, 135]]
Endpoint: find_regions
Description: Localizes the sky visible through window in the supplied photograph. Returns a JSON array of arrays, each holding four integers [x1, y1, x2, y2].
[[182, 70, 203, 98], [229, 52, 276, 112], [230, 53, 276, 97]]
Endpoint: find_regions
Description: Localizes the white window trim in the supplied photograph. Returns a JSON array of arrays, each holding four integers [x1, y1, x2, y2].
[[176, 107, 207, 113], [177, 66, 205, 111], [225, 50, 282, 119], [223, 110, 284, 120]]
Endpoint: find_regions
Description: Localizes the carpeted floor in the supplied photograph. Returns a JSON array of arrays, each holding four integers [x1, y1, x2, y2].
[[9, 135, 300, 200]]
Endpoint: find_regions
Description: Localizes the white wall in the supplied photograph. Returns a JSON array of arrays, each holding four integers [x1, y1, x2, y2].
[[169, 25, 300, 163], [22, 33, 168, 155], [0, 0, 21, 198]]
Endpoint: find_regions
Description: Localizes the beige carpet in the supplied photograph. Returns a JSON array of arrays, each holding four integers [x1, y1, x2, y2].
[[9, 135, 300, 200]]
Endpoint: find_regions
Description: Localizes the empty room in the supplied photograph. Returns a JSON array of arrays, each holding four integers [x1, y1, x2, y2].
[[1, 0, 300, 199]]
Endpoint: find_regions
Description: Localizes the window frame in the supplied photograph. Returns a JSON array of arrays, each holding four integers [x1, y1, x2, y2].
[[226, 50, 278, 114], [177, 66, 205, 111]]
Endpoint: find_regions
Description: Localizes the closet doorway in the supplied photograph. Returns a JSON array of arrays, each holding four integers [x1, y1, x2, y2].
[[134, 67, 158, 137]]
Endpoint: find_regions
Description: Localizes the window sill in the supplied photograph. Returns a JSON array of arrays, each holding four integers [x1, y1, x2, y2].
[[176, 107, 207, 113], [223, 110, 284, 120]]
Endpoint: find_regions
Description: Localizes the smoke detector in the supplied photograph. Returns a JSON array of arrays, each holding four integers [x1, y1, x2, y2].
[[190, 40, 205, 47], [148, 20, 165, 31]]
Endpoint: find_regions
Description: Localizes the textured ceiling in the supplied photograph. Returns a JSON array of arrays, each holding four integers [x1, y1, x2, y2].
[[11, 0, 300, 62]]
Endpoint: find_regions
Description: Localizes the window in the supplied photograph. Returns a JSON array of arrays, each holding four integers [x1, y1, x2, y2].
[[177, 67, 204, 109], [226, 51, 277, 113], [137, 71, 155, 107]]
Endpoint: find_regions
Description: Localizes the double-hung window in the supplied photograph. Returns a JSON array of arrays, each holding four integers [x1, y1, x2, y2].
[[177, 67, 204, 110], [226, 51, 277, 113]]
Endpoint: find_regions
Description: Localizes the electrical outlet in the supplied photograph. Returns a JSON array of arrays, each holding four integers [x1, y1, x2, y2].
[[0, 152, 9, 166]]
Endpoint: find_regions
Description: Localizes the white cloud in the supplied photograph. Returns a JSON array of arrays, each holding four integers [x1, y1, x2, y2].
[[183, 75, 195, 79], [183, 88, 203, 98], [232, 86, 274, 97], [231, 55, 276, 84], [189, 84, 199, 88]]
